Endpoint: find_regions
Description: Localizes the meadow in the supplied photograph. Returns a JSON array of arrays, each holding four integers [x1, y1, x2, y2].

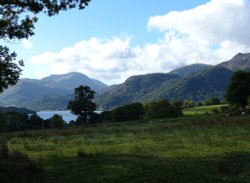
[[1, 114, 250, 183]]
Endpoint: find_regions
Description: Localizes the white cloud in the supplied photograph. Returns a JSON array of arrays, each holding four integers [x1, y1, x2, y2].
[[147, 0, 250, 64], [148, 0, 250, 46], [29, 0, 250, 85], [21, 39, 33, 49]]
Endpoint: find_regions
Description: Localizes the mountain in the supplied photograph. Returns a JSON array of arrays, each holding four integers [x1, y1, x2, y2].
[[169, 63, 211, 77], [218, 53, 250, 71], [2, 53, 250, 111], [0, 72, 107, 111], [0, 107, 36, 115], [96, 53, 250, 110], [159, 66, 233, 101], [95, 73, 180, 109], [41, 72, 107, 91], [95, 67, 233, 110]]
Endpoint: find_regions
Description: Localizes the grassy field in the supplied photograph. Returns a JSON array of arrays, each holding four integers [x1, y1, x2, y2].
[[1, 115, 250, 183], [183, 105, 227, 116]]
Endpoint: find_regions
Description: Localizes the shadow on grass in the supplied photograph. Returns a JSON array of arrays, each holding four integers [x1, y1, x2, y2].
[[43, 151, 250, 183]]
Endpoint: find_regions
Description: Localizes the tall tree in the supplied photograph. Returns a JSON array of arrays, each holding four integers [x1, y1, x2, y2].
[[0, 0, 91, 92], [226, 70, 250, 108], [67, 85, 96, 125]]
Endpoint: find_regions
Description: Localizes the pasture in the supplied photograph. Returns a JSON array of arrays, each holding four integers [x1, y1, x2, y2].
[[1, 115, 250, 183]]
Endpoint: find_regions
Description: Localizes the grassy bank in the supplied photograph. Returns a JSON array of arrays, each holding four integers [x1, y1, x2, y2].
[[1, 115, 250, 183]]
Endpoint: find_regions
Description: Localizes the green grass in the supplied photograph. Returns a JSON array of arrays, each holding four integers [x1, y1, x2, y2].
[[1, 115, 250, 183], [183, 105, 227, 115]]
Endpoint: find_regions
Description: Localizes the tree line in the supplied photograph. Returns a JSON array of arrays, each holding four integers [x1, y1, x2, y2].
[[1, 70, 250, 132], [0, 111, 69, 132], [67, 86, 183, 123]]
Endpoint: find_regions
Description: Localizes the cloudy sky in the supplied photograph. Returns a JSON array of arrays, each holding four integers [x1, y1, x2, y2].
[[5, 0, 250, 85]]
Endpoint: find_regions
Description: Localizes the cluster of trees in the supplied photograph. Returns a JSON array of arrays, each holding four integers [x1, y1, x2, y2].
[[184, 97, 222, 108], [0, 111, 68, 132], [67, 86, 183, 123], [96, 100, 183, 123]]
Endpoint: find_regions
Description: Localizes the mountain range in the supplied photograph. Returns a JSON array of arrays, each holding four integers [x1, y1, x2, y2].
[[0, 72, 107, 111], [95, 53, 250, 110], [1, 53, 250, 111]]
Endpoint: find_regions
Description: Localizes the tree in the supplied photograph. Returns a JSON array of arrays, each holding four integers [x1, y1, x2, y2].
[[144, 99, 182, 119], [49, 114, 65, 128], [0, 0, 91, 92], [67, 85, 96, 125], [111, 102, 144, 122], [226, 70, 250, 108], [205, 97, 221, 106]]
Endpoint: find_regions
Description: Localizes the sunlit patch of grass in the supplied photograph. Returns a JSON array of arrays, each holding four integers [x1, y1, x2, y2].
[[183, 105, 227, 115]]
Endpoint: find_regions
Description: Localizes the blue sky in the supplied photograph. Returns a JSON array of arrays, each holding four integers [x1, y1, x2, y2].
[[4, 0, 250, 85]]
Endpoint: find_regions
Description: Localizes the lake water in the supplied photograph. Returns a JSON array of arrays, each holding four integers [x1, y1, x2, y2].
[[37, 110, 77, 122]]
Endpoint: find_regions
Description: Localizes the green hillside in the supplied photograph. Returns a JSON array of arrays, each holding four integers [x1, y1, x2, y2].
[[96, 66, 233, 110], [170, 63, 211, 77]]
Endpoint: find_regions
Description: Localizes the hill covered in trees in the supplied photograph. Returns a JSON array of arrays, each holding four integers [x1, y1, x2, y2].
[[95, 66, 233, 110], [95, 53, 250, 110]]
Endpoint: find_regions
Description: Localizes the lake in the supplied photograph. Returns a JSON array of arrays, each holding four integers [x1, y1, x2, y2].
[[37, 110, 77, 122], [37, 110, 103, 122]]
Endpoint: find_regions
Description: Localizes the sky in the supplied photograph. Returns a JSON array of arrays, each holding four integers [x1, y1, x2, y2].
[[4, 0, 250, 85]]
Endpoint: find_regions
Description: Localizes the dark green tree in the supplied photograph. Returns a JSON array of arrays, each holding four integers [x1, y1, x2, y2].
[[226, 70, 250, 108], [205, 97, 221, 106], [29, 114, 48, 129], [111, 102, 144, 122], [67, 85, 96, 125], [145, 99, 182, 119], [49, 114, 65, 128], [0, 0, 91, 92]]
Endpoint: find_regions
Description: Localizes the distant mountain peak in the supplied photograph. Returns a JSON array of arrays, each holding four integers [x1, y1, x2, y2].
[[42, 72, 89, 81], [0, 72, 107, 110], [169, 63, 212, 77], [218, 52, 250, 71]]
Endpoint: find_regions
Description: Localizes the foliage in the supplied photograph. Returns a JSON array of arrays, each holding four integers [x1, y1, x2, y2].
[[49, 114, 66, 128], [182, 99, 195, 109], [0, 0, 91, 92], [205, 97, 221, 106], [111, 102, 144, 122], [144, 99, 182, 119], [0, 46, 23, 92], [96, 67, 233, 110], [226, 70, 250, 107], [68, 85, 96, 125], [0, 112, 50, 132]]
